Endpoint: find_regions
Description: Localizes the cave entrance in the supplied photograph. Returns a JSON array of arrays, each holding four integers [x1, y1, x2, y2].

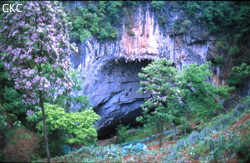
[[96, 58, 152, 140]]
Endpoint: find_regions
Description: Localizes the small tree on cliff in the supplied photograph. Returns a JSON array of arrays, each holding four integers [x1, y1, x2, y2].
[[137, 59, 232, 143], [137, 59, 185, 146], [179, 62, 233, 120], [0, 1, 77, 162]]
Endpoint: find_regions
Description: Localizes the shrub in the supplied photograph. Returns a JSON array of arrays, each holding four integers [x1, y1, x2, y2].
[[151, 1, 165, 12], [182, 19, 192, 26], [116, 125, 154, 144], [116, 125, 131, 143], [213, 56, 224, 64], [181, 62, 233, 121], [227, 63, 250, 86], [3, 127, 40, 162], [228, 45, 240, 56], [29, 103, 100, 145]]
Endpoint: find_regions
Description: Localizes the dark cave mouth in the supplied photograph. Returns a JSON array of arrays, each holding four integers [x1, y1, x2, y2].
[[106, 57, 153, 69], [97, 107, 144, 140], [97, 58, 152, 140]]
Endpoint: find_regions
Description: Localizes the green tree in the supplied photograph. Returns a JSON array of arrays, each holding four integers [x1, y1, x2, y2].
[[28, 103, 100, 145], [137, 59, 185, 145], [0, 2, 76, 161], [137, 59, 232, 139], [180, 62, 233, 120], [227, 63, 250, 87], [70, 2, 120, 42]]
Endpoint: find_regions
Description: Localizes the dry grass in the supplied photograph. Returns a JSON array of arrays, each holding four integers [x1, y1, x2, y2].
[[3, 127, 40, 162]]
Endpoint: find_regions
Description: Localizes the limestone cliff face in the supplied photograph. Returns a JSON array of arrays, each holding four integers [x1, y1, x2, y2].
[[70, 4, 224, 138]]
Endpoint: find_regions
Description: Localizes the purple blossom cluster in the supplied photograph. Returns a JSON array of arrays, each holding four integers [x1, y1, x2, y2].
[[0, 1, 77, 105], [26, 109, 35, 116]]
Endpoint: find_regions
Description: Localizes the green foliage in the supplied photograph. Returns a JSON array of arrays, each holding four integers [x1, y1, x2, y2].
[[151, 1, 165, 12], [69, 1, 142, 41], [97, 22, 118, 40], [137, 59, 232, 133], [116, 125, 154, 144], [164, 98, 250, 162], [214, 56, 224, 64], [178, 1, 250, 39], [0, 52, 32, 161], [228, 45, 240, 56], [182, 19, 191, 26], [178, 2, 232, 34], [210, 55, 224, 65], [158, 16, 167, 25], [227, 63, 250, 86], [116, 125, 131, 143], [0, 105, 7, 131], [151, 1, 167, 26], [137, 59, 184, 135], [70, 2, 121, 42], [48, 98, 249, 162], [172, 19, 192, 34], [29, 103, 100, 145], [0, 87, 26, 130], [180, 62, 232, 121]]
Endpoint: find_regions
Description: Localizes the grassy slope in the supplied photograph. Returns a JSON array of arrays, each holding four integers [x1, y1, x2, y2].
[[42, 97, 250, 162]]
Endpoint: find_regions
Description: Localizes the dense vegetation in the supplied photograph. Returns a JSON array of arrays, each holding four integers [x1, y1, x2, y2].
[[68, 1, 250, 86], [68, 1, 140, 42], [0, 1, 99, 162], [136, 59, 232, 145], [0, 1, 249, 162], [175, 1, 250, 88], [38, 97, 250, 162]]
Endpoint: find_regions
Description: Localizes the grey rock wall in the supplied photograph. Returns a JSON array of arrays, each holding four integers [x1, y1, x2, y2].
[[70, 4, 222, 138]]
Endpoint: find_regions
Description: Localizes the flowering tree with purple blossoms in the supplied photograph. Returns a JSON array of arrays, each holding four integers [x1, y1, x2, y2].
[[0, 1, 77, 162], [136, 59, 185, 146], [137, 58, 232, 147]]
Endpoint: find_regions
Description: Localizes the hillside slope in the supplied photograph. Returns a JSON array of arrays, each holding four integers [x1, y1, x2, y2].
[[45, 97, 250, 162]]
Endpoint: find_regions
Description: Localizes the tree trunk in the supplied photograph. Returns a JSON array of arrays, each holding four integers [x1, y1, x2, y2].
[[173, 123, 176, 140], [159, 134, 163, 147], [39, 90, 51, 162]]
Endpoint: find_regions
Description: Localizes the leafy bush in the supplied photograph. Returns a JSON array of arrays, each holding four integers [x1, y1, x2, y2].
[[181, 62, 233, 121], [116, 125, 155, 144], [228, 45, 240, 56], [213, 56, 224, 64], [236, 132, 250, 162], [28, 103, 100, 145], [116, 125, 131, 143], [227, 63, 250, 86], [182, 19, 192, 26], [172, 19, 192, 34]]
